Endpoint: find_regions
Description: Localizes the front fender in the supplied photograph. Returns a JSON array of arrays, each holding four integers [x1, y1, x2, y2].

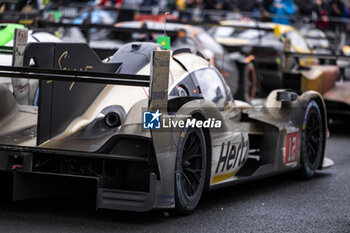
[[263, 90, 327, 170]]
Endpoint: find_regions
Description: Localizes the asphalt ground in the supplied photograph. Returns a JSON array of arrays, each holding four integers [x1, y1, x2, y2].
[[0, 122, 349, 233]]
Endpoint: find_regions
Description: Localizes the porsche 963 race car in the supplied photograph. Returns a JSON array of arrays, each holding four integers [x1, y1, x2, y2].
[[0, 41, 330, 214]]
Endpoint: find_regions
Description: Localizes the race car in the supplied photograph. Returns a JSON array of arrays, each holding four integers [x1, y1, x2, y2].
[[299, 25, 332, 53], [209, 21, 350, 114], [0, 41, 331, 214], [211, 20, 315, 57]]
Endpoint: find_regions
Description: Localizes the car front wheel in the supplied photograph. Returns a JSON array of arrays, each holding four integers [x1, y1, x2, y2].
[[298, 100, 324, 179]]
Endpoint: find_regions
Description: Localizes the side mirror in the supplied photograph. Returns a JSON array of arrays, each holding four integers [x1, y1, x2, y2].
[[276, 91, 298, 102]]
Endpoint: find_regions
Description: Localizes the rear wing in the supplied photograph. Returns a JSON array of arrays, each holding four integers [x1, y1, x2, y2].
[[0, 65, 150, 85], [0, 45, 117, 60], [0, 63, 149, 146], [0, 43, 169, 146], [22, 42, 123, 144]]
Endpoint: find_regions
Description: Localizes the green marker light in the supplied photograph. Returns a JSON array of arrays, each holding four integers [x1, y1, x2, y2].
[[157, 36, 171, 50]]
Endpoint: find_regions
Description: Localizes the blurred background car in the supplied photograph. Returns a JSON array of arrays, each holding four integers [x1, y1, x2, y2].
[[57, 19, 261, 102], [0, 23, 62, 104], [210, 20, 341, 104]]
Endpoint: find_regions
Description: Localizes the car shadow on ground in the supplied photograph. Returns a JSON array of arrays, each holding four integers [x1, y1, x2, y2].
[[0, 169, 333, 225]]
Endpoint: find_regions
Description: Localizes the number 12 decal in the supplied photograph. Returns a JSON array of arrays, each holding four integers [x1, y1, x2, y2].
[[285, 132, 298, 165]]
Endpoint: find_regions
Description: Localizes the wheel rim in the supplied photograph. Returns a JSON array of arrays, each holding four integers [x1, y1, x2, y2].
[[245, 64, 257, 102], [181, 131, 205, 199], [305, 110, 322, 168]]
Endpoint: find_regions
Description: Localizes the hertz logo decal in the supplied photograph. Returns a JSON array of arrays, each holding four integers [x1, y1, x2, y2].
[[211, 138, 249, 184]]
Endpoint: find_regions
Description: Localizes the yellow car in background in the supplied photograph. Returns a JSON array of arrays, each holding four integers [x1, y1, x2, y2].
[[210, 20, 342, 115], [215, 20, 315, 66]]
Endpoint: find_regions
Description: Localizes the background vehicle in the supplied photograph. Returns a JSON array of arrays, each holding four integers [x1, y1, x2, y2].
[[210, 21, 350, 116], [0, 23, 62, 104], [299, 26, 332, 53], [55, 20, 260, 102]]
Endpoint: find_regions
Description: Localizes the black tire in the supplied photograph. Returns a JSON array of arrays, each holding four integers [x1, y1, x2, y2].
[[236, 62, 258, 102], [174, 126, 207, 215], [298, 100, 324, 179]]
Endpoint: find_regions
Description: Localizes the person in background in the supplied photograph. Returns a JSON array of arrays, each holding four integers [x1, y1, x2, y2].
[[202, 0, 233, 22], [115, 0, 139, 21], [292, 0, 300, 21], [327, 0, 345, 18], [345, 0, 350, 44], [261, 0, 274, 21], [185, 0, 201, 8], [316, 0, 329, 29], [269, 0, 295, 25], [297, 0, 316, 18], [5, 0, 39, 12], [142, 0, 158, 6], [176, 0, 202, 10], [202, 0, 233, 10], [234, 0, 259, 14], [327, 0, 345, 30], [176, 0, 202, 22]]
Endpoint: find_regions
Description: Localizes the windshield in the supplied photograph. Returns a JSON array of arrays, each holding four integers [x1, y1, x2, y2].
[[284, 31, 311, 52], [196, 32, 224, 55]]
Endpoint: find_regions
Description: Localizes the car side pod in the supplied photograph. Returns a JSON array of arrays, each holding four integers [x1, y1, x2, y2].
[[276, 91, 298, 102]]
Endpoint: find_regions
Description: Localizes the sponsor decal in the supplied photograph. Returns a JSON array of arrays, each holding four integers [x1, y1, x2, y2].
[[12, 28, 28, 66], [12, 28, 29, 105], [284, 132, 298, 166], [211, 138, 249, 184], [57, 51, 93, 90], [215, 138, 249, 174], [17, 30, 28, 44]]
